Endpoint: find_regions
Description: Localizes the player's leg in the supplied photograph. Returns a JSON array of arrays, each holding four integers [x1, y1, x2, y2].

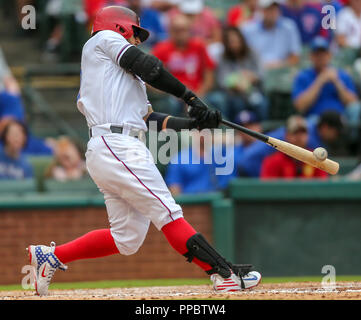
[[92, 134, 261, 291], [27, 193, 150, 296]]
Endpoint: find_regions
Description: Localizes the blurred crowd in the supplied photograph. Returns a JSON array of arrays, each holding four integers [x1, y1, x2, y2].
[[1, 0, 361, 194]]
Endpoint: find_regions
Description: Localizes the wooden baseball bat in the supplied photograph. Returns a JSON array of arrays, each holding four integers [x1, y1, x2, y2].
[[221, 119, 339, 175]]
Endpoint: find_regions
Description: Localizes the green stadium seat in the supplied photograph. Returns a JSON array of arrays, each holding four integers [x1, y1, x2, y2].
[[0, 179, 37, 195], [264, 66, 299, 94], [28, 156, 54, 191], [332, 48, 359, 71], [44, 176, 99, 194]]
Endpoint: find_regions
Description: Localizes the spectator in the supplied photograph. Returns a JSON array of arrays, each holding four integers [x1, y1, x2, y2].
[[0, 48, 53, 156], [147, 0, 180, 11], [336, 0, 361, 49], [165, 131, 227, 195], [215, 110, 263, 187], [207, 27, 268, 121], [234, 110, 263, 148], [125, 0, 167, 48], [168, 0, 222, 61], [45, 137, 86, 182], [237, 111, 344, 177], [292, 37, 359, 122], [0, 47, 24, 132], [280, 0, 327, 45], [0, 120, 33, 180], [42, 0, 87, 61], [260, 115, 328, 179], [152, 13, 215, 116], [178, 0, 222, 45], [226, 0, 261, 28], [241, 0, 302, 69], [309, 110, 349, 156]]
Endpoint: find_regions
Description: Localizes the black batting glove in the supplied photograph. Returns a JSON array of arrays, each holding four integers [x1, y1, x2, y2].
[[182, 90, 222, 129], [195, 109, 222, 130]]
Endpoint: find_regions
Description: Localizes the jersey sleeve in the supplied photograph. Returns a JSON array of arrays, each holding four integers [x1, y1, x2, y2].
[[97, 31, 134, 65]]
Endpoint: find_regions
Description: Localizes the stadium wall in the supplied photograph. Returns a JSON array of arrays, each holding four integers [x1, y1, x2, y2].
[[0, 194, 223, 285]]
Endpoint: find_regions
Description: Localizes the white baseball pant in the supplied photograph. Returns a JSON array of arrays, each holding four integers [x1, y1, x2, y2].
[[85, 129, 183, 255]]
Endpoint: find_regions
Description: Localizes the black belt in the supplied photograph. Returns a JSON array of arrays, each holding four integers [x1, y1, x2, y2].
[[89, 125, 124, 138], [89, 126, 142, 138]]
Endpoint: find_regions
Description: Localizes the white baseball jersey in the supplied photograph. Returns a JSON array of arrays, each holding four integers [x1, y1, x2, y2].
[[78, 30, 183, 254], [77, 30, 150, 131]]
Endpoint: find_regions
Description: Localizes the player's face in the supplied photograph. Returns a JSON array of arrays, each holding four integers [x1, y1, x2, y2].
[[128, 34, 141, 46]]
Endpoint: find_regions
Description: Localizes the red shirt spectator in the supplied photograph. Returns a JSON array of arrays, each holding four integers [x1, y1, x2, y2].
[[152, 32, 215, 93], [260, 152, 328, 179], [261, 114, 328, 179]]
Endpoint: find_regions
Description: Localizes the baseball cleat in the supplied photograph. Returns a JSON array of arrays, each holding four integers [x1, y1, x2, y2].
[[211, 271, 261, 292], [27, 242, 67, 296]]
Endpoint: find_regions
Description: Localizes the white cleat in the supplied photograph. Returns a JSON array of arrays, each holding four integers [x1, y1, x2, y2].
[[27, 242, 67, 296], [211, 271, 261, 292]]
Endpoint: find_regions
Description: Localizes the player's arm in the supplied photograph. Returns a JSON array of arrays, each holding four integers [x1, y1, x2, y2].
[[143, 105, 198, 131], [119, 46, 221, 129]]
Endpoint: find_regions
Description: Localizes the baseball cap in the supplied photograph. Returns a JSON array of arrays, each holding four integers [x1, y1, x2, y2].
[[234, 110, 260, 126], [179, 0, 204, 14], [258, 0, 280, 9], [286, 115, 308, 134], [310, 36, 330, 52]]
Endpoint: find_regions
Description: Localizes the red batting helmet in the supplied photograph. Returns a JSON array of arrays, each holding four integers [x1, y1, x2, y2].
[[92, 6, 150, 42]]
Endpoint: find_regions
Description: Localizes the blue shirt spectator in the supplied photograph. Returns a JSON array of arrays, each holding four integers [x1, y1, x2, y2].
[[139, 7, 167, 47], [0, 91, 25, 121], [293, 68, 357, 117], [241, 0, 302, 69], [292, 37, 358, 118], [0, 92, 53, 156], [0, 120, 33, 180], [166, 147, 225, 194], [280, 1, 325, 44], [126, 0, 167, 48], [0, 149, 33, 179]]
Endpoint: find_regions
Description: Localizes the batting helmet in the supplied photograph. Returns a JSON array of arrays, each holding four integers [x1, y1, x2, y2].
[[92, 6, 150, 42]]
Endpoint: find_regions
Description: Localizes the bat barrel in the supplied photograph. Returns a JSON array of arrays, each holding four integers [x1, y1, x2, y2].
[[220, 119, 340, 176]]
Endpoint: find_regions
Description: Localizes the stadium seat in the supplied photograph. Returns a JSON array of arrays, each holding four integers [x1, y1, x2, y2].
[[0, 179, 37, 195], [332, 48, 359, 71], [44, 176, 99, 195], [28, 156, 54, 191]]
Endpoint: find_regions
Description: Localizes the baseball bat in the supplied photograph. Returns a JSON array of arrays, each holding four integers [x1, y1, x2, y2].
[[221, 119, 339, 175]]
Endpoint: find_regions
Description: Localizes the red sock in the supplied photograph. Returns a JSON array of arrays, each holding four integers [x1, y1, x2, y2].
[[161, 218, 212, 272], [54, 229, 119, 264]]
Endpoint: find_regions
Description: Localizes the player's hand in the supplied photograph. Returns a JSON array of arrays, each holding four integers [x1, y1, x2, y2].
[[183, 90, 222, 129], [194, 109, 222, 130]]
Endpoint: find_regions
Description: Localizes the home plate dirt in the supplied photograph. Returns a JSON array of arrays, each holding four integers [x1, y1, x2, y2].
[[1, 282, 361, 300]]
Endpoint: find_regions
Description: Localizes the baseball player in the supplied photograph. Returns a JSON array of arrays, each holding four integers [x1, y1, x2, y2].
[[27, 6, 261, 296]]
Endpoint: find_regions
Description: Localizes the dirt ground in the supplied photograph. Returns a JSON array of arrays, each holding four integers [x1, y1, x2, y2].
[[1, 281, 361, 300]]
